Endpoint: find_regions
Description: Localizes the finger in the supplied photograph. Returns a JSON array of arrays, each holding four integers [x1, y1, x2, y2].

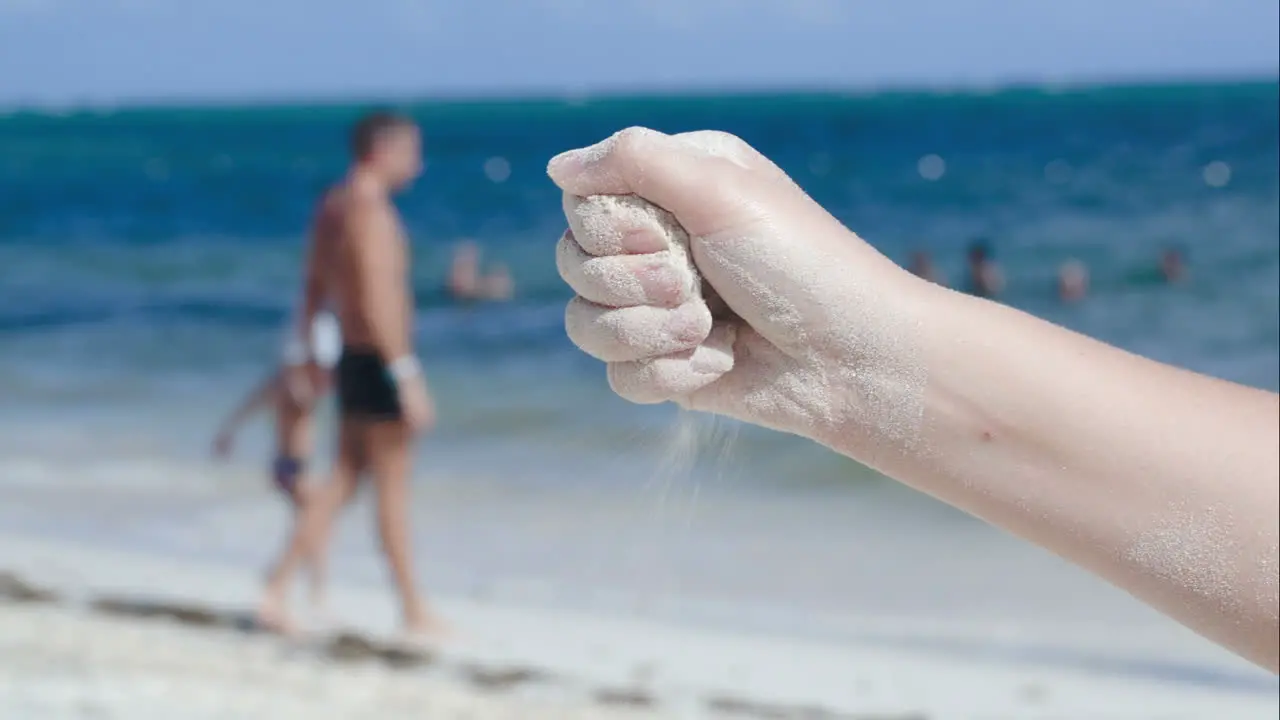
[[607, 322, 736, 404], [556, 231, 694, 308], [565, 296, 711, 363], [547, 127, 741, 235], [562, 193, 680, 256]]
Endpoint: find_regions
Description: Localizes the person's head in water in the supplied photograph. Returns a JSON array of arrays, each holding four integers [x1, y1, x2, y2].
[[967, 239, 991, 266], [1160, 246, 1187, 284], [965, 238, 1003, 297], [350, 111, 422, 190], [1058, 260, 1089, 302]]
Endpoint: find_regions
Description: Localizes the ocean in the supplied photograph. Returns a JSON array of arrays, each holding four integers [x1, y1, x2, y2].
[[1, 81, 1277, 664]]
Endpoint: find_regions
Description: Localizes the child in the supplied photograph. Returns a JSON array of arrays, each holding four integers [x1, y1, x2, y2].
[[212, 311, 341, 631]]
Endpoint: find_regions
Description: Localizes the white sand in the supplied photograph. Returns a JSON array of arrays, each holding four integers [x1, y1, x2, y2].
[[1, 532, 1275, 720], [0, 604, 658, 720]]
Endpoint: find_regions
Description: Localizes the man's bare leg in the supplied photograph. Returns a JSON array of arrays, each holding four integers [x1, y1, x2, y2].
[[367, 421, 440, 636], [259, 423, 363, 633]]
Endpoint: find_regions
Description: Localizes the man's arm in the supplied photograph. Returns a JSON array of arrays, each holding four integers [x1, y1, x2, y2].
[[283, 205, 333, 366], [280, 204, 334, 403], [850, 286, 1280, 671], [298, 214, 330, 344]]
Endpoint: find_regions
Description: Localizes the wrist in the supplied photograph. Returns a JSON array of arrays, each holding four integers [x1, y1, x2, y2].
[[387, 355, 422, 384], [819, 275, 944, 463]]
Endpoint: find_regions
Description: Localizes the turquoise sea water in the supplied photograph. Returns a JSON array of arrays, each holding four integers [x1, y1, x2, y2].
[[1, 82, 1277, 668]]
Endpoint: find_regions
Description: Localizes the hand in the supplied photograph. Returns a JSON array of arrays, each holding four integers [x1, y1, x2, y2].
[[397, 374, 436, 434], [549, 128, 932, 454]]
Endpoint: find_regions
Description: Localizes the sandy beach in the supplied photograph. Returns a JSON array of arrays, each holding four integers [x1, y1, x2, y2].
[[1, 602, 664, 720], [1, 531, 1275, 720]]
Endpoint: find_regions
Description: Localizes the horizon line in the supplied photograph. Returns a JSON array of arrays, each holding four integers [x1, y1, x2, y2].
[[2, 70, 1276, 114]]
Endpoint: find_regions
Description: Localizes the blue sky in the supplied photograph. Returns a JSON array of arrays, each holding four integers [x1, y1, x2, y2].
[[1, 0, 1276, 105]]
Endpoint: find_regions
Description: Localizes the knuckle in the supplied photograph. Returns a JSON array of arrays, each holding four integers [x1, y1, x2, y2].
[[572, 254, 648, 309], [641, 258, 692, 307], [577, 257, 630, 302], [562, 241, 692, 310], [675, 130, 759, 172], [619, 225, 669, 255], [607, 361, 672, 405], [610, 127, 659, 172], [562, 297, 614, 359], [672, 301, 713, 345], [613, 126, 650, 155], [565, 299, 706, 363], [608, 352, 718, 405], [707, 129, 746, 147], [555, 230, 589, 282]]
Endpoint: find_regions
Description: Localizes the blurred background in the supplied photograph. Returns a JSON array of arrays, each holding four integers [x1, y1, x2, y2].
[[0, 1, 1277, 716]]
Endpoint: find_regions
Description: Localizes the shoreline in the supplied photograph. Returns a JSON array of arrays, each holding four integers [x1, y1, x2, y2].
[[0, 531, 1275, 720]]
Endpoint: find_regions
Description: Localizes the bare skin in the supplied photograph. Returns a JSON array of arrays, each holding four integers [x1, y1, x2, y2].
[[212, 371, 328, 631], [966, 252, 1005, 298], [1058, 260, 1089, 302], [550, 127, 1279, 673], [1161, 248, 1188, 284], [447, 241, 514, 302], [907, 250, 944, 287], [266, 124, 441, 638]]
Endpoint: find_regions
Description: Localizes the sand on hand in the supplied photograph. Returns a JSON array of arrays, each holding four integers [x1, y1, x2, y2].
[[561, 193, 737, 405]]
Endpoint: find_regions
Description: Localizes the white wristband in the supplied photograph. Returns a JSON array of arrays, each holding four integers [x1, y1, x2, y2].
[[388, 355, 422, 382]]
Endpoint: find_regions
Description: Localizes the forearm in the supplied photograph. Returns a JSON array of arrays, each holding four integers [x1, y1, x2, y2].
[[285, 226, 329, 363], [296, 276, 325, 338], [850, 285, 1279, 670]]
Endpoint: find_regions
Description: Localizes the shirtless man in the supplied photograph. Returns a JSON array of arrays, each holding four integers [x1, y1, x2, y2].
[[262, 111, 440, 636]]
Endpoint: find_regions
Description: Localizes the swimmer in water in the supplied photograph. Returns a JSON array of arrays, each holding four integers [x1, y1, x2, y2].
[[965, 238, 1005, 298], [1160, 246, 1188, 284], [907, 249, 945, 286], [1057, 259, 1089, 302], [447, 240, 514, 302], [212, 311, 342, 628]]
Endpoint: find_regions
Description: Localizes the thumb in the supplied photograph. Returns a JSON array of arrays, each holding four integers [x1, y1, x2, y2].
[[547, 127, 747, 238]]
